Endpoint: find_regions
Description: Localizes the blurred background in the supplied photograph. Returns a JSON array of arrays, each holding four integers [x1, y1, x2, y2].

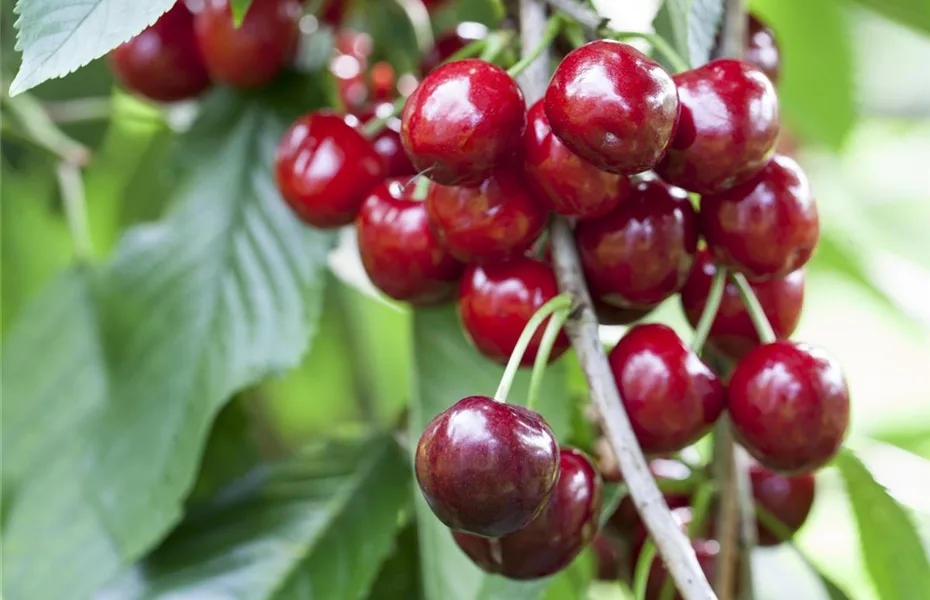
[[2, 0, 929, 598]]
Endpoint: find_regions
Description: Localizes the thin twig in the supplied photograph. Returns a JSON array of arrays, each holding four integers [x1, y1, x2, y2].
[[712, 419, 741, 598], [56, 162, 94, 261]]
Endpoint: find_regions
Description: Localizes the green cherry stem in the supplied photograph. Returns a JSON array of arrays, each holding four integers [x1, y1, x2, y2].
[[527, 305, 572, 411], [690, 266, 728, 354], [731, 273, 777, 344], [611, 31, 691, 73], [494, 293, 573, 403], [633, 540, 658, 600], [506, 14, 564, 78], [56, 163, 94, 261]]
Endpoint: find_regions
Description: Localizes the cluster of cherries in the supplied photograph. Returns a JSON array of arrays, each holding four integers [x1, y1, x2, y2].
[[111, 3, 850, 593]]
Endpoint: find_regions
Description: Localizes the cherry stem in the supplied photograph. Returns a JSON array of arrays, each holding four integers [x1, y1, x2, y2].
[[493, 293, 573, 404], [731, 273, 777, 344], [690, 266, 729, 354], [56, 163, 93, 262], [527, 305, 572, 411], [611, 31, 690, 74], [633, 540, 658, 600], [506, 14, 564, 78], [410, 175, 431, 201]]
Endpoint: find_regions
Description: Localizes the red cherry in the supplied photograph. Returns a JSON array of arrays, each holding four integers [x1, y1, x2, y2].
[[593, 533, 622, 581], [319, 0, 349, 24], [608, 458, 693, 533], [356, 178, 465, 305], [108, 2, 210, 102], [608, 324, 725, 454], [275, 112, 386, 228], [655, 59, 780, 195], [194, 0, 301, 89], [453, 448, 602, 579], [594, 300, 656, 327], [523, 99, 631, 220], [544, 40, 679, 175], [750, 461, 815, 546], [729, 341, 850, 474], [420, 21, 489, 74], [401, 59, 527, 186], [701, 154, 819, 280], [747, 14, 780, 85], [416, 396, 559, 537], [458, 258, 570, 367], [347, 104, 417, 177], [644, 538, 723, 600], [576, 178, 698, 309], [680, 249, 804, 360], [425, 171, 547, 263]]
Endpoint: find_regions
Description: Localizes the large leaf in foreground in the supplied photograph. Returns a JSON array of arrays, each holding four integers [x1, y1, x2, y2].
[[2, 90, 332, 600], [101, 436, 411, 600]]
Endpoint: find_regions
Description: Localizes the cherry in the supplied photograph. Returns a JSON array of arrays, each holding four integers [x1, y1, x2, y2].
[[680, 249, 804, 360], [746, 14, 780, 85], [655, 59, 779, 195], [415, 395, 559, 537], [608, 458, 693, 533], [347, 104, 417, 177], [576, 178, 698, 310], [458, 258, 570, 367], [608, 324, 725, 454], [425, 170, 547, 263], [701, 154, 819, 280], [194, 0, 301, 89], [594, 301, 656, 327], [750, 461, 816, 546], [108, 2, 210, 102], [728, 341, 850, 474], [319, 0, 349, 25], [524, 99, 631, 219], [275, 112, 386, 228], [544, 40, 679, 175], [453, 448, 602, 579], [401, 59, 526, 186], [420, 22, 489, 74], [356, 178, 465, 305], [593, 533, 622, 581]]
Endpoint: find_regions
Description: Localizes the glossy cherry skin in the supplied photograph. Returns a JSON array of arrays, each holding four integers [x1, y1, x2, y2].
[[747, 14, 780, 85], [701, 154, 819, 280], [655, 59, 779, 195], [458, 258, 570, 367], [108, 2, 210, 102], [401, 59, 526, 186], [524, 99, 631, 219], [356, 179, 465, 305], [576, 178, 698, 310], [420, 21, 489, 74], [347, 104, 417, 177], [275, 112, 386, 228], [416, 396, 560, 537], [453, 448, 602, 579], [608, 324, 726, 454], [729, 341, 850, 474], [750, 461, 816, 546], [426, 171, 547, 263], [545, 40, 679, 175], [594, 301, 656, 327], [681, 249, 804, 360], [194, 0, 301, 88]]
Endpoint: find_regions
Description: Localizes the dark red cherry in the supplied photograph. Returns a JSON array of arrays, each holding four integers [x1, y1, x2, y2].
[[524, 99, 631, 219], [453, 448, 602, 579], [194, 0, 301, 89], [401, 59, 526, 186], [420, 21, 489, 74], [415, 395, 560, 537], [643, 538, 723, 600], [750, 461, 816, 546], [729, 341, 849, 474], [544, 40, 679, 175], [576, 178, 698, 309], [356, 178, 465, 305], [319, 0, 349, 24], [425, 171, 547, 263], [680, 249, 804, 360], [746, 14, 780, 85], [608, 458, 693, 533], [593, 533, 622, 581], [594, 300, 656, 327], [458, 258, 570, 367], [275, 112, 386, 228], [701, 154, 819, 280], [655, 59, 779, 195], [608, 324, 725, 454], [108, 2, 210, 102], [347, 104, 417, 177]]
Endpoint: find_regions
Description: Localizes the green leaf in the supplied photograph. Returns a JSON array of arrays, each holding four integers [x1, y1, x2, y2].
[[845, 0, 930, 36], [652, 0, 725, 68], [9, 0, 175, 95], [2, 89, 333, 600], [410, 306, 573, 600], [231, 0, 255, 27], [101, 435, 412, 600], [752, 0, 855, 148], [833, 449, 930, 599]]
